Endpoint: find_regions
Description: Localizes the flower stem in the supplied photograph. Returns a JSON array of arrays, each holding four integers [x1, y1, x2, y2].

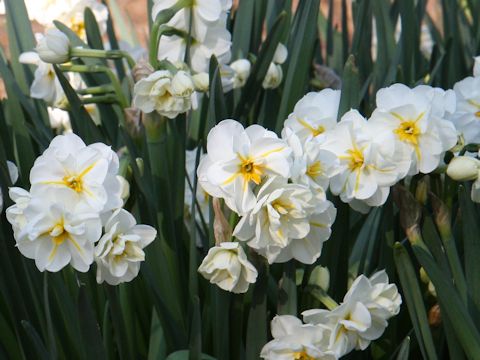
[[309, 287, 339, 311]]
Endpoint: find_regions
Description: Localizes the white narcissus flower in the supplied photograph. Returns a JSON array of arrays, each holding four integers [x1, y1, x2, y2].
[[157, 18, 232, 73], [284, 89, 341, 142], [0, 161, 19, 213], [152, 0, 232, 43], [48, 107, 72, 133], [198, 120, 292, 215], [8, 194, 102, 272], [234, 177, 318, 263], [230, 59, 251, 88], [275, 199, 336, 265], [369, 83, 457, 175], [320, 110, 409, 210], [303, 271, 401, 358], [29, 133, 123, 214], [446, 156, 480, 181], [133, 70, 193, 118], [36, 28, 71, 64], [283, 128, 339, 192], [260, 315, 335, 360], [262, 63, 283, 90], [198, 242, 258, 294], [450, 76, 480, 144], [61, 0, 109, 38], [95, 209, 157, 285]]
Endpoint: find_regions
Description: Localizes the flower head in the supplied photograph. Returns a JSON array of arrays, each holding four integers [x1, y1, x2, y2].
[[95, 209, 157, 285], [198, 242, 258, 293], [198, 120, 292, 214], [36, 29, 71, 64]]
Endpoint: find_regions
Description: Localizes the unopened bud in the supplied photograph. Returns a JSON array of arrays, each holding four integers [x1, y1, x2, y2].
[[446, 156, 480, 181], [213, 198, 232, 245], [308, 266, 330, 291], [132, 60, 154, 83], [428, 304, 441, 327], [36, 29, 71, 64], [192, 72, 209, 92]]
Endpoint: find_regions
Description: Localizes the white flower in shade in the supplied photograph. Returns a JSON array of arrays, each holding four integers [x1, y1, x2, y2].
[[369, 83, 457, 175], [284, 89, 341, 142], [6, 187, 31, 239], [95, 209, 157, 285], [29, 133, 122, 214], [474, 56, 480, 77], [198, 120, 292, 214], [9, 194, 101, 272], [185, 149, 210, 223], [446, 156, 480, 181], [320, 110, 409, 210], [261, 315, 335, 360], [0, 161, 19, 213], [303, 271, 401, 358], [230, 59, 251, 88], [273, 43, 288, 65], [198, 242, 258, 293], [262, 63, 283, 90], [48, 107, 72, 133], [275, 200, 336, 265], [152, 0, 232, 42], [19, 51, 64, 105], [283, 128, 339, 192], [450, 76, 480, 144], [157, 18, 232, 73], [36, 28, 70, 64], [133, 70, 193, 118], [192, 72, 210, 92], [234, 177, 316, 263]]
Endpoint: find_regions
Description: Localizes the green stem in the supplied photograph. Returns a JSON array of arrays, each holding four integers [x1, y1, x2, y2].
[[309, 287, 339, 311], [71, 48, 136, 69], [81, 94, 117, 104], [77, 84, 115, 95]]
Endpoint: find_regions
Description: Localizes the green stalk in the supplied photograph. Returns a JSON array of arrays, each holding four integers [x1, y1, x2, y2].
[[81, 94, 118, 104], [70, 48, 136, 69], [77, 84, 115, 95], [309, 287, 339, 311]]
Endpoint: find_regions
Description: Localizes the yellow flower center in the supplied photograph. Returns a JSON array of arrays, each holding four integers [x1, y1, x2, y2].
[[63, 175, 83, 193], [293, 351, 314, 360], [272, 200, 293, 215], [50, 223, 68, 245], [239, 157, 263, 185], [70, 18, 86, 38], [476, 111, 480, 118], [394, 120, 421, 145], [306, 161, 323, 178], [346, 148, 364, 171]]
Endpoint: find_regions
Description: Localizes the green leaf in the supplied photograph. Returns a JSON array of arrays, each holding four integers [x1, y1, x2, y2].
[[393, 243, 438, 360], [21, 321, 50, 360], [148, 308, 167, 360], [165, 350, 216, 360], [232, 0, 255, 58], [277, 261, 297, 315], [188, 296, 201, 360], [395, 336, 410, 360], [85, 7, 105, 50], [274, 0, 320, 132], [337, 55, 360, 119], [208, 56, 227, 125]]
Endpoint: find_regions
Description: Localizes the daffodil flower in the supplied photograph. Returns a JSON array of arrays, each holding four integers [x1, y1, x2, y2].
[[198, 120, 292, 215]]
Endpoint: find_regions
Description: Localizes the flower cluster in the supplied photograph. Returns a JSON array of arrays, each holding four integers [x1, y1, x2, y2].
[[262, 271, 402, 359], [6, 133, 156, 285]]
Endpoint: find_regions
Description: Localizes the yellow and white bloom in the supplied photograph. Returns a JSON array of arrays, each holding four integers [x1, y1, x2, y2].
[[198, 120, 292, 214], [320, 110, 409, 210], [303, 271, 401, 358], [233, 177, 317, 263], [283, 128, 339, 192], [133, 70, 194, 118], [284, 89, 340, 142], [29, 133, 123, 214], [261, 315, 335, 360], [369, 83, 457, 175], [198, 242, 258, 294], [8, 193, 102, 272], [95, 209, 157, 285], [36, 28, 71, 64], [450, 76, 480, 144]]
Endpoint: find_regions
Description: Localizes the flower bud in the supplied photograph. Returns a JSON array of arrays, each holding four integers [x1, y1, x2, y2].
[[36, 29, 70, 64], [132, 60, 154, 83], [273, 43, 288, 65], [198, 242, 258, 294], [308, 265, 330, 291], [230, 59, 251, 89], [171, 71, 195, 98], [117, 175, 130, 203], [192, 72, 209, 92], [474, 56, 480, 77], [262, 63, 283, 89], [446, 156, 480, 181]]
